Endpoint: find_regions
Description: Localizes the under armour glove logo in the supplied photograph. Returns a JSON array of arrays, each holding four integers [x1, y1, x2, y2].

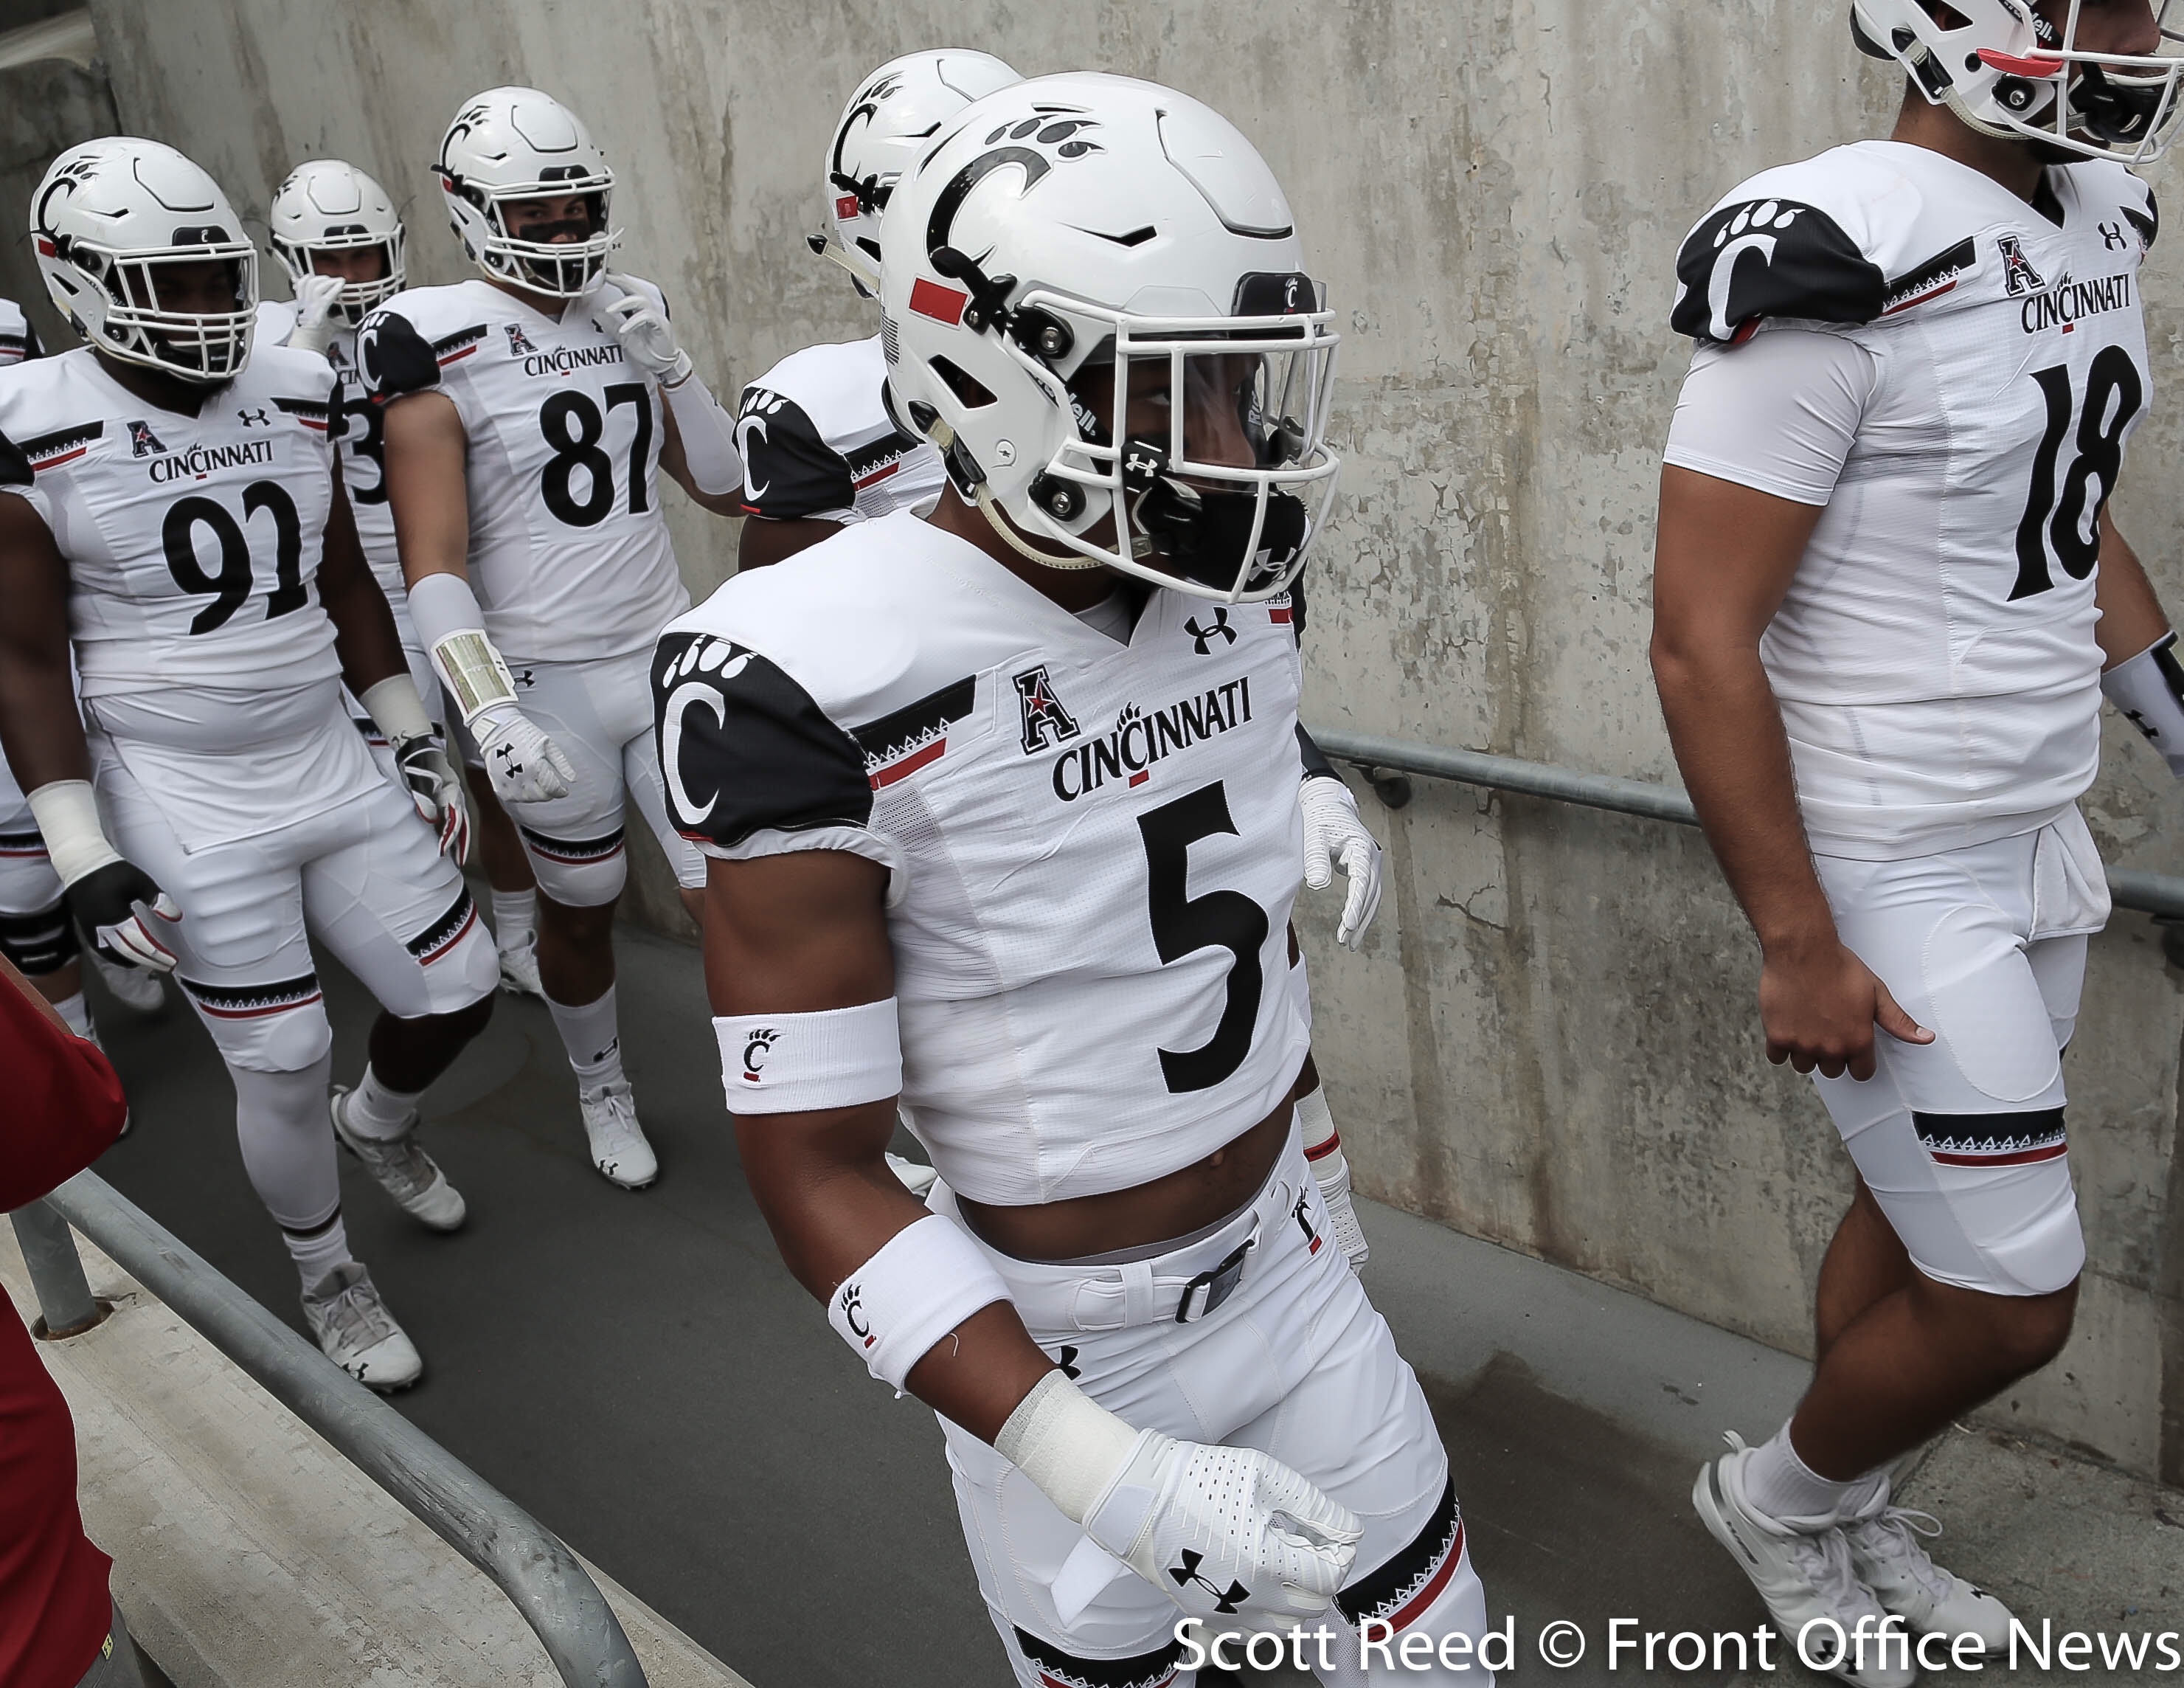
[[1185, 610, 1237, 654], [1169, 1550, 1250, 1614]]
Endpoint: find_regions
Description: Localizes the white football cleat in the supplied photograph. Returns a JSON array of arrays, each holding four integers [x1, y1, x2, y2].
[[497, 934, 544, 998], [329, 1087, 466, 1232], [302, 1262, 423, 1391], [1844, 1478, 2014, 1651], [90, 947, 166, 1015], [579, 1080, 657, 1189], [886, 1151, 939, 1198], [1694, 1435, 1917, 1688]]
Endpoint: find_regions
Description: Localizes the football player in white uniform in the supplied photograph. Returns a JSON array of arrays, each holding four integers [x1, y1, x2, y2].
[[0, 294, 167, 1060], [659, 75, 1486, 1687], [0, 139, 502, 1390], [255, 157, 548, 999], [1653, 4, 2184, 1679], [361, 87, 747, 1191], [758, 51, 1385, 1267]]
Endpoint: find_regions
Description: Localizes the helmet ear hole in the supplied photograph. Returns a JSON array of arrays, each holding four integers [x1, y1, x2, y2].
[[929, 354, 997, 408]]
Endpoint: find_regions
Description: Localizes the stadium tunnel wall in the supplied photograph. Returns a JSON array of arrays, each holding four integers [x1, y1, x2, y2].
[[63, 0, 2184, 1483]]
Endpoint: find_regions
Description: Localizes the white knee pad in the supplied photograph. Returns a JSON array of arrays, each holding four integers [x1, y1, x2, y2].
[[230, 1053, 339, 1233], [519, 823, 628, 907], [179, 973, 335, 1073]]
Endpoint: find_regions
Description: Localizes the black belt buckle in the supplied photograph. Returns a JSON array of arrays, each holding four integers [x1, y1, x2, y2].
[[1176, 1234, 1255, 1324]]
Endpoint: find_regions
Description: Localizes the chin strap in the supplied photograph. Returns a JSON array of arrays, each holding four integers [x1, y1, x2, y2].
[[974, 484, 1107, 571]]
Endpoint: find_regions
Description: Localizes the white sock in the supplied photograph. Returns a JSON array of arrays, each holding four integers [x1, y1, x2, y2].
[[1742, 1421, 1859, 1523], [342, 1062, 422, 1142], [490, 888, 537, 950], [283, 1208, 355, 1290], [546, 984, 625, 1093], [50, 989, 93, 1038]]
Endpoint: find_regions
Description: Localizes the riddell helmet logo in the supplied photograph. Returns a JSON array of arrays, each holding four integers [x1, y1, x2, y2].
[[1014, 664, 1082, 754]]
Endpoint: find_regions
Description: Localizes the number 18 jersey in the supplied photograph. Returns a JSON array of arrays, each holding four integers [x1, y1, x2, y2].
[[356, 277, 689, 665], [1666, 142, 2154, 859], [654, 513, 1311, 1206]]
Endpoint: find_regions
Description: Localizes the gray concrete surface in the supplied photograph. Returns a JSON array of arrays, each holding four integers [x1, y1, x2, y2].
[[51, 927, 2180, 1687], [58, 0, 2184, 1484], [0, 1227, 752, 1688]]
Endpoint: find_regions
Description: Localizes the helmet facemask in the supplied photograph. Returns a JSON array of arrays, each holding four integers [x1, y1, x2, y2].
[[1000, 286, 1342, 603], [447, 174, 617, 298], [67, 241, 257, 383], [271, 224, 406, 325]]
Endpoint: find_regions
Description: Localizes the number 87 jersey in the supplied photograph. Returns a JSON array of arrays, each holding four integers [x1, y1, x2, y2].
[[0, 340, 344, 699], [1665, 141, 2157, 859], [353, 277, 689, 666]]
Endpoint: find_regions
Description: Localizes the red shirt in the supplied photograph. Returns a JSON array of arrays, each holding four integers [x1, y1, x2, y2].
[[0, 977, 127, 1688]]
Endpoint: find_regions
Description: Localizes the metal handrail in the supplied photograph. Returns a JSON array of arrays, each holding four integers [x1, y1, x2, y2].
[[1312, 727, 2184, 921], [13, 1172, 647, 1688]]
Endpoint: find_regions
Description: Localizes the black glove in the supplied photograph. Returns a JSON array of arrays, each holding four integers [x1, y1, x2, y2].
[[392, 733, 471, 864], [69, 859, 181, 974]]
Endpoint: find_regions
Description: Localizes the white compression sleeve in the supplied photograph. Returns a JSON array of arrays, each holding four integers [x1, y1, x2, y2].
[[25, 781, 122, 885], [2104, 632, 2184, 778], [662, 373, 744, 497], [406, 571, 518, 727]]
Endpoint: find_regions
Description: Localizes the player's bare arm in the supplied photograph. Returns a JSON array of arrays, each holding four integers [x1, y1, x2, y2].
[[318, 472, 409, 692], [381, 390, 470, 589], [1652, 466, 1932, 1081], [0, 494, 91, 791], [706, 846, 1056, 1442], [735, 515, 838, 571]]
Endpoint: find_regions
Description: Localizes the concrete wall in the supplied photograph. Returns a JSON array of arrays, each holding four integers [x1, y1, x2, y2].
[[75, 0, 2184, 1481]]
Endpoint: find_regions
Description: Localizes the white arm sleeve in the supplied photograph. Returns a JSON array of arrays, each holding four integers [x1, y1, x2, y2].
[[1662, 327, 1879, 508], [663, 374, 744, 497]]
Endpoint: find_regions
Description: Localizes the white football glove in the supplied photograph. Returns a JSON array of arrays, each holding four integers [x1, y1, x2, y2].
[[1300, 775, 1383, 950], [392, 733, 471, 864], [471, 705, 577, 806], [288, 273, 347, 358], [591, 270, 692, 386], [1086, 1431, 1361, 1625], [999, 1372, 1361, 1630]]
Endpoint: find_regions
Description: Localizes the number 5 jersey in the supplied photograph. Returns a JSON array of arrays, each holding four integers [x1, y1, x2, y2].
[[654, 511, 1312, 1207], [353, 277, 688, 665], [1665, 142, 2155, 859]]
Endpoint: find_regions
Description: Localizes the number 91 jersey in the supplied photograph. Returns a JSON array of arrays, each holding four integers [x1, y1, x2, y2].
[[654, 512, 1313, 1207], [354, 277, 689, 665], [0, 342, 341, 699], [1668, 142, 2155, 858]]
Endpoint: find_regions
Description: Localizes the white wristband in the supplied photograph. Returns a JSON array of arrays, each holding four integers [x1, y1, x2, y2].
[[408, 571, 519, 726], [715, 998, 902, 1114], [25, 780, 122, 887], [358, 675, 434, 745], [662, 373, 744, 497], [994, 1369, 1140, 1525], [2103, 632, 2184, 779], [828, 1213, 1011, 1390]]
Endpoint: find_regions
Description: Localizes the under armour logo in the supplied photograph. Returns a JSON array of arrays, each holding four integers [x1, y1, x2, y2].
[[1168, 1550, 1249, 1613], [1053, 1345, 1081, 1381], [1185, 610, 1236, 654], [237, 407, 271, 428], [511, 667, 535, 688], [2101, 221, 2130, 251]]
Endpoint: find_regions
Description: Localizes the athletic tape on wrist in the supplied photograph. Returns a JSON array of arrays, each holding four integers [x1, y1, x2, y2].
[[995, 1369, 1143, 1526], [714, 998, 901, 1114], [25, 780, 123, 887], [826, 1212, 1011, 1391], [358, 675, 434, 745], [2103, 632, 2184, 778]]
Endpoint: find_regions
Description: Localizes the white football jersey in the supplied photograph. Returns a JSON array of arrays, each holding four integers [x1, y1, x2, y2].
[[0, 297, 38, 367], [656, 512, 1311, 1206], [1666, 142, 2155, 859], [0, 343, 343, 701], [354, 277, 689, 665], [255, 300, 401, 603], [736, 335, 945, 524]]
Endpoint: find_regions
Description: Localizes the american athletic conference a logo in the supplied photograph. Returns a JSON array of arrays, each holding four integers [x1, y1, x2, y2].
[[1014, 665, 1081, 754]]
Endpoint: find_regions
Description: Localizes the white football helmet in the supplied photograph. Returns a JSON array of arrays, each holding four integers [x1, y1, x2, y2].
[[1853, 0, 2184, 162], [31, 137, 256, 384], [268, 159, 406, 323], [434, 86, 617, 297], [814, 49, 1022, 294], [880, 73, 1340, 604]]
